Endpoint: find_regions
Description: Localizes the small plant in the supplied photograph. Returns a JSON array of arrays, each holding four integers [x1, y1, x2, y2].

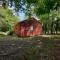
[[0, 7, 19, 32]]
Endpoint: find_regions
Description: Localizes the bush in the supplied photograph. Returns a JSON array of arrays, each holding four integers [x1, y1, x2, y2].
[[0, 7, 19, 32]]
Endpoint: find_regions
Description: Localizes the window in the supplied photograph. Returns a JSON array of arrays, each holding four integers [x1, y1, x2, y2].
[[30, 26, 34, 31]]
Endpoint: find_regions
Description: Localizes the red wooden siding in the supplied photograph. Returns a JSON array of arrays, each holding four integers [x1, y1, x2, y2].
[[14, 17, 42, 37]]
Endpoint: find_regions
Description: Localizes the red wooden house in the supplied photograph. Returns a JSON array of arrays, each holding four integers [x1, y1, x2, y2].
[[14, 17, 42, 37]]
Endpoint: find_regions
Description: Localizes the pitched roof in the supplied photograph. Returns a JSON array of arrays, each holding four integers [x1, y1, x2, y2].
[[20, 17, 41, 24], [15, 17, 42, 27]]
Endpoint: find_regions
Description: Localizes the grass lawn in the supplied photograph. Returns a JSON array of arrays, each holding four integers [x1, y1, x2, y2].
[[0, 35, 60, 60]]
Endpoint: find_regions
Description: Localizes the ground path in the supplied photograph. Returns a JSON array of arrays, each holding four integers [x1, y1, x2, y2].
[[0, 35, 60, 60]]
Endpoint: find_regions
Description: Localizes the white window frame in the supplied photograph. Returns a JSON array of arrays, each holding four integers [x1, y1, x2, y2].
[[30, 26, 34, 31]]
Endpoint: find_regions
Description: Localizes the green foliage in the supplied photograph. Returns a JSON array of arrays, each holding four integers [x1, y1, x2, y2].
[[0, 7, 19, 32], [34, 0, 60, 15], [2, 0, 60, 34], [40, 9, 60, 34], [2, 0, 60, 15]]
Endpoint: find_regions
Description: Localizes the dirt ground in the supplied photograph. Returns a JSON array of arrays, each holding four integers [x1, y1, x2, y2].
[[0, 35, 60, 60]]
